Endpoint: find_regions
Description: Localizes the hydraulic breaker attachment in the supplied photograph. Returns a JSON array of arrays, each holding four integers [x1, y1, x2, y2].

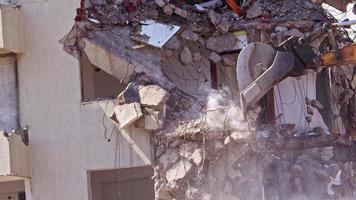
[[240, 50, 295, 116], [237, 21, 356, 117]]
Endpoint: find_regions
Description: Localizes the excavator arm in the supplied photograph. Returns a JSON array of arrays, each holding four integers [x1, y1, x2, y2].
[[321, 43, 356, 66], [238, 22, 356, 115]]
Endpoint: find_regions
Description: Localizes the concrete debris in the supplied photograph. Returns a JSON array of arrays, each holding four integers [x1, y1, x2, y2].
[[327, 170, 342, 195], [165, 181, 180, 194], [145, 107, 165, 130], [224, 136, 232, 146], [209, 52, 221, 63], [206, 33, 243, 53], [305, 97, 312, 105], [165, 159, 192, 182], [191, 148, 202, 165], [114, 102, 143, 129], [222, 56, 235, 67], [155, 182, 172, 200], [311, 99, 324, 110], [162, 4, 174, 15], [165, 36, 180, 50], [307, 106, 314, 115], [159, 149, 179, 171], [180, 47, 194, 65], [230, 131, 248, 141], [339, 88, 354, 105], [174, 7, 188, 18], [216, 20, 231, 33], [155, 0, 166, 8], [179, 142, 198, 159], [193, 52, 202, 62], [305, 116, 312, 123], [274, 26, 288, 33], [246, 1, 264, 19], [138, 85, 170, 109], [283, 28, 304, 38], [208, 10, 221, 26], [181, 30, 199, 42]]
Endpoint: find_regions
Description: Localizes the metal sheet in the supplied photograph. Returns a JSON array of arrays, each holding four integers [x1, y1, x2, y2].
[[134, 20, 181, 48]]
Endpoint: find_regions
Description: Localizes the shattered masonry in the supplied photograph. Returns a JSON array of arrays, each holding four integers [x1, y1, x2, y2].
[[63, 0, 356, 199]]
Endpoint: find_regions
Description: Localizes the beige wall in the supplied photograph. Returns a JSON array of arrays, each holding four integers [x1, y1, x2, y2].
[[16, 1, 152, 200]]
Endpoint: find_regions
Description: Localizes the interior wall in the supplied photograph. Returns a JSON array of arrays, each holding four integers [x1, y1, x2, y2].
[[274, 71, 329, 133]]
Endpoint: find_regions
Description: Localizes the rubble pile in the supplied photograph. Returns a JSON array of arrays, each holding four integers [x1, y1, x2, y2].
[[63, 0, 356, 199]]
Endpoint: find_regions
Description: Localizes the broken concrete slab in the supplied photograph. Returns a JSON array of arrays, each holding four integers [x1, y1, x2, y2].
[[206, 33, 245, 53], [145, 107, 166, 130], [174, 7, 188, 18], [209, 52, 221, 63], [163, 4, 174, 15], [155, 0, 166, 8], [180, 47, 193, 65], [114, 102, 143, 129], [193, 52, 202, 62], [165, 159, 192, 182], [191, 148, 202, 165], [181, 30, 199, 42], [311, 99, 324, 110], [165, 36, 181, 50], [179, 142, 198, 159], [216, 20, 231, 33], [246, 1, 264, 19], [139, 85, 170, 109], [155, 182, 172, 200], [283, 28, 304, 37], [208, 10, 221, 26], [83, 39, 135, 82]]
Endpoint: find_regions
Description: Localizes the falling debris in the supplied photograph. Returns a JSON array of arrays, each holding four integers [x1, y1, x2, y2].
[[114, 102, 143, 129]]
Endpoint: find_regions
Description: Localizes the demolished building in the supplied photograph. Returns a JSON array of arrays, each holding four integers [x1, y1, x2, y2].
[[60, 0, 356, 199]]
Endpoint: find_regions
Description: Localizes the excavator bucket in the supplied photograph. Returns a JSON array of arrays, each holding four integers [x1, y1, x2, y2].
[[236, 42, 295, 115]]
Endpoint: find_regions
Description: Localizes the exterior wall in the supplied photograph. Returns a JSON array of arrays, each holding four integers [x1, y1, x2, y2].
[[16, 1, 152, 200], [0, 135, 10, 176]]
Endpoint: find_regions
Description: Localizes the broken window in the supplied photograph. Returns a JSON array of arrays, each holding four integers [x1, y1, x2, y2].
[[80, 56, 127, 102], [88, 166, 154, 200]]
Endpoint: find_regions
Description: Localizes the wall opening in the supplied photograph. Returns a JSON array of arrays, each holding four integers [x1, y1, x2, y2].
[[0, 55, 18, 133], [88, 166, 154, 200], [80, 56, 127, 102], [0, 180, 26, 200]]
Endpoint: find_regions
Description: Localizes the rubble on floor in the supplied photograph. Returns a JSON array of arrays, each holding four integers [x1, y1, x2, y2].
[[62, 0, 356, 199]]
